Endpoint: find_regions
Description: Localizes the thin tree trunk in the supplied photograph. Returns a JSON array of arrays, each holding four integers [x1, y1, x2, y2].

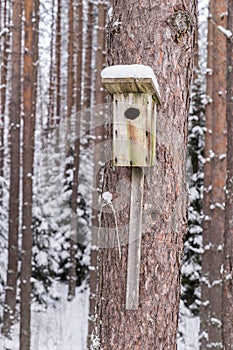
[[67, 0, 83, 300], [67, 0, 77, 300], [96, 1, 196, 349], [66, 0, 74, 121], [55, 0, 61, 122], [200, 1, 227, 348], [87, 1, 106, 346], [3, 0, 22, 336], [75, 0, 83, 113], [223, 1, 233, 347], [47, 0, 55, 132], [20, 0, 38, 348], [0, 0, 9, 189], [83, 0, 93, 110], [94, 2, 106, 106]]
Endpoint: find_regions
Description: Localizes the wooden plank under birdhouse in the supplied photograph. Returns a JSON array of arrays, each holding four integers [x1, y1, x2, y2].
[[126, 167, 144, 310], [113, 93, 156, 167]]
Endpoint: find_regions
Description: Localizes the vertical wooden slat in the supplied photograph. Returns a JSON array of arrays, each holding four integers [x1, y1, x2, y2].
[[126, 167, 144, 310]]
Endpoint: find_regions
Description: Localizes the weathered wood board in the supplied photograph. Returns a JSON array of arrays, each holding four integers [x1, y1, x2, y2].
[[126, 167, 144, 310], [113, 93, 156, 167]]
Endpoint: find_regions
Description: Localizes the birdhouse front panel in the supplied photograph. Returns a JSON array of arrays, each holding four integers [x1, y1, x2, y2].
[[113, 93, 156, 167]]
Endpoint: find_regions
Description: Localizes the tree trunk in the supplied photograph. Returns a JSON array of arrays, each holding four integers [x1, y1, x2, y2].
[[223, 1, 233, 348], [3, 0, 22, 336], [66, 0, 78, 300], [67, 0, 74, 121], [47, 0, 55, 132], [94, 1, 106, 106], [55, 0, 61, 121], [95, 1, 196, 349], [75, 0, 83, 113], [83, 0, 93, 110], [200, 1, 227, 348], [88, 2, 106, 346], [0, 0, 9, 190], [20, 0, 38, 348]]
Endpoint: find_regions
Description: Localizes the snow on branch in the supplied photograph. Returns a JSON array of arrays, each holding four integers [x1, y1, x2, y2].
[[209, 16, 233, 40], [217, 25, 233, 39], [0, 28, 9, 37]]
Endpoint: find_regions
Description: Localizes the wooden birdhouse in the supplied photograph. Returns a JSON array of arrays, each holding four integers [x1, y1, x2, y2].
[[101, 65, 161, 310], [101, 64, 161, 167]]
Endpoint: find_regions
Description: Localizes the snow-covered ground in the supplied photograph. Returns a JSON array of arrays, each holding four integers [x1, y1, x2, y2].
[[0, 285, 199, 350], [178, 300, 200, 350], [0, 284, 89, 350]]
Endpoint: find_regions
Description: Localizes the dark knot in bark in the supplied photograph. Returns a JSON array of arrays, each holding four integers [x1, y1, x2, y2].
[[168, 11, 192, 42]]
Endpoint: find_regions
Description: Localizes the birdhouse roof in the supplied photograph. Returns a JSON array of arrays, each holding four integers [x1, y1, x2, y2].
[[101, 64, 161, 104]]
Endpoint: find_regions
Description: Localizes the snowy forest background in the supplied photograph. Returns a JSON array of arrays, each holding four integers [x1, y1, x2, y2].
[[0, 0, 232, 349]]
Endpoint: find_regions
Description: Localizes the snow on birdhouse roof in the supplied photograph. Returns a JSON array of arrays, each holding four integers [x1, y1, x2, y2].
[[101, 64, 161, 104]]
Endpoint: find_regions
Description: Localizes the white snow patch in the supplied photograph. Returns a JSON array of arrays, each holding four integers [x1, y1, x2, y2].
[[0, 284, 89, 350], [226, 273, 232, 280], [206, 67, 212, 75], [36, 251, 48, 266], [218, 25, 233, 39], [0, 27, 9, 37], [102, 191, 112, 204], [107, 7, 113, 21], [178, 300, 200, 350], [210, 317, 222, 327], [189, 187, 199, 201], [219, 154, 226, 160], [113, 20, 121, 28]]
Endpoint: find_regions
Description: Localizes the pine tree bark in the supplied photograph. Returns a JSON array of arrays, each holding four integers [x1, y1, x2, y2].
[[47, 0, 55, 132], [200, 1, 227, 348], [223, 1, 233, 348], [96, 1, 196, 349], [3, 0, 22, 336], [67, 0, 85, 301], [75, 0, 83, 113], [0, 0, 9, 190], [67, 0, 74, 121], [55, 0, 61, 121], [66, 0, 78, 300], [83, 0, 93, 110], [88, 2, 106, 346], [20, 0, 38, 348], [94, 1, 106, 106]]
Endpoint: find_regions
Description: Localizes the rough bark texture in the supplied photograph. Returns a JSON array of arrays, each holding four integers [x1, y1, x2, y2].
[[67, 0, 77, 300], [0, 0, 9, 187], [3, 0, 21, 336], [67, 0, 74, 121], [94, 2, 107, 106], [75, 0, 83, 113], [200, 1, 227, 348], [20, 0, 38, 348], [47, 0, 55, 131], [55, 0, 61, 121], [88, 2, 107, 346], [223, 1, 233, 348], [83, 0, 93, 110], [96, 1, 196, 349]]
